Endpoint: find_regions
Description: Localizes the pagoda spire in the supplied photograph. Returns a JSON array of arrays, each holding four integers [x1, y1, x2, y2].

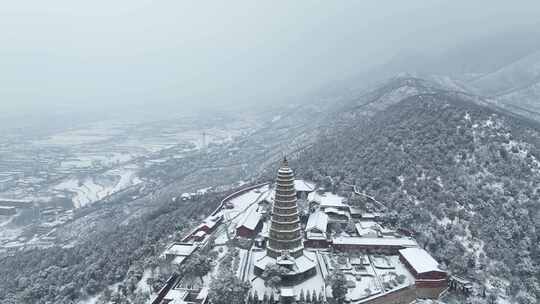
[[267, 158, 304, 258]]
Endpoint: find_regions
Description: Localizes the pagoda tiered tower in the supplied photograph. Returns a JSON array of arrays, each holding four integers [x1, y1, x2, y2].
[[267, 157, 304, 258], [253, 157, 317, 285]]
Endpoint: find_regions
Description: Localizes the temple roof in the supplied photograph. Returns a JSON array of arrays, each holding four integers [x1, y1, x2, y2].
[[306, 210, 328, 233], [399, 248, 445, 274]]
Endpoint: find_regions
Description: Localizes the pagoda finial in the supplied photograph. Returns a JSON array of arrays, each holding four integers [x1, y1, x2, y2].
[[282, 156, 288, 168]]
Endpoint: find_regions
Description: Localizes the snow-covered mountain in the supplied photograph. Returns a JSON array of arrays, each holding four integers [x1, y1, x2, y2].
[[464, 50, 540, 121], [311, 27, 540, 123], [294, 77, 540, 303], [469, 50, 540, 96]]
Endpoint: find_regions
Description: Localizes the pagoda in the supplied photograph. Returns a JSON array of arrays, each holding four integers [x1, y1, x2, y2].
[[253, 157, 317, 284], [267, 157, 304, 259]]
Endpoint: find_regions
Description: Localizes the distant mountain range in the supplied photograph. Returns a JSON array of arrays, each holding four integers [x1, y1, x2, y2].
[[309, 26, 540, 124]]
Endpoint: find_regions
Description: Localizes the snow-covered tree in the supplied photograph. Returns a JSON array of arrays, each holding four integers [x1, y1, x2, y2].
[[329, 270, 347, 303], [208, 272, 251, 304]]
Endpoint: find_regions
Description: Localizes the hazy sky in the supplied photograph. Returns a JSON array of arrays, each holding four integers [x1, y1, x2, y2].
[[1, 1, 540, 116]]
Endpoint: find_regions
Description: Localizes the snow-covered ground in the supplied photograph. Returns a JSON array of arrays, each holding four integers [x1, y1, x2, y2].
[[60, 152, 137, 170], [53, 165, 141, 208], [34, 121, 124, 146], [136, 269, 153, 294], [221, 185, 269, 226], [78, 294, 99, 304], [345, 272, 380, 301]]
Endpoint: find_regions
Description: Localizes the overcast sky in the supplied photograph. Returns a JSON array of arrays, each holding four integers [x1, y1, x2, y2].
[[1, 1, 540, 116]]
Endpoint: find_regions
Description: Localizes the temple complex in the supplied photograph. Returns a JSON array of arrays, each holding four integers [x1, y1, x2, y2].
[[153, 158, 449, 304]]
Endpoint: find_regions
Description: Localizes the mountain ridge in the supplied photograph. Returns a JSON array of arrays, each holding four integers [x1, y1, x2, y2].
[[293, 81, 540, 303]]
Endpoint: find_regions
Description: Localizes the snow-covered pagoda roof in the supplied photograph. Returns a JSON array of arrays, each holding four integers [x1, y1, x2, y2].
[[399, 248, 444, 274], [306, 210, 328, 233]]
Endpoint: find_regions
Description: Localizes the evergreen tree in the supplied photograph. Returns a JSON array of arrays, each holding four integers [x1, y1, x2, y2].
[[329, 270, 347, 303], [208, 272, 251, 304]]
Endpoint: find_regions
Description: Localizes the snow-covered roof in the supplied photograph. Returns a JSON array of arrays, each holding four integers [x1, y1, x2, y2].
[[165, 243, 198, 257], [281, 288, 295, 297], [333, 236, 418, 247], [237, 207, 262, 230], [306, 210, 328, 233], [323, 207, 350, 218], [197, 287, 209, 300], [260, 222, 270, 238], [399, 248, 444, 274], [199, 215, 221, 229], [361, 212, 383, 219], [253, 251, 317, 274], [308, 192, 346, 208], [354, 223, 378, 237], [260, 190, 274, 203], [163, 289, 188, 304], [306, 231, 327, 240], [294, 179, 316, 192], [349, 207, 363, 215], [194, 230, 206, 237], [171, 256, 187, 265]]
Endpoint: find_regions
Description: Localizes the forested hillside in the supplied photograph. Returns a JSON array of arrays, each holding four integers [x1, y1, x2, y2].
[[295, 87, 540, 303], [0, 192, 223, 304]]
